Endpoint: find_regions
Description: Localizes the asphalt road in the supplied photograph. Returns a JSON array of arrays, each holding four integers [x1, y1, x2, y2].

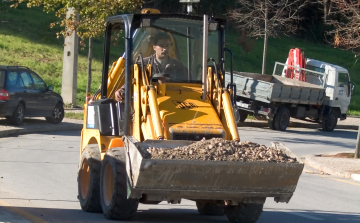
[[0, 128, 359, 223]]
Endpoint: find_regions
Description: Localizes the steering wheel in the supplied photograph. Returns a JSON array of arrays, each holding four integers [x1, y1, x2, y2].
[[152, 73, 171, 82]]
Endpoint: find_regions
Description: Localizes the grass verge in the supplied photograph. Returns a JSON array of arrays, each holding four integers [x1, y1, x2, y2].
[[64, 112, 84, 120]]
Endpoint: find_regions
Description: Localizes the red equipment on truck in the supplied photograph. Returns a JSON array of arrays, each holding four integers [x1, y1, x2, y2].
[[282, 48, 306, 81]]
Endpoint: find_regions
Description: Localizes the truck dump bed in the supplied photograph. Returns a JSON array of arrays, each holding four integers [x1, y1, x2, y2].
[[124, 136, 304, 203], [226, 72, 326, 105]]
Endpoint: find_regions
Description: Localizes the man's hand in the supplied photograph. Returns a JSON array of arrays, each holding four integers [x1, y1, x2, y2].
[[115, 88, 125, 102]]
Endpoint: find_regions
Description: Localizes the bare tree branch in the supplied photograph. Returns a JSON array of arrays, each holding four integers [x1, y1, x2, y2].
[[228, 0, 309, 38], [227, 0, 311, 73], [325, 0, 360, 53]]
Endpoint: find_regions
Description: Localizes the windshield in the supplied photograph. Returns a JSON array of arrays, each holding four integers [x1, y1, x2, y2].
[[132, 17, 220, 83], [338, 72, 350, 87]]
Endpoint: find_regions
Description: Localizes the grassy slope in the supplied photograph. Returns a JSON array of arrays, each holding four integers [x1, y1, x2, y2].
[[0, 2, 104, 106], [0, 2, 359, 112]]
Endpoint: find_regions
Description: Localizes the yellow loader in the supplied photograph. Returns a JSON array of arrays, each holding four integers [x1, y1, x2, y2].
[[78, 12, 304, 223]]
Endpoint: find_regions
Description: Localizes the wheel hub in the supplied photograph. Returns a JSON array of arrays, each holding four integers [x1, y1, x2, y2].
[[17, 107, 23, 122], [53, 107, 61, 119]]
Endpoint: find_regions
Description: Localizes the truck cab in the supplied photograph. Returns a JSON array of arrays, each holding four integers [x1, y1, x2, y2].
[[306, 58, 353, 119]]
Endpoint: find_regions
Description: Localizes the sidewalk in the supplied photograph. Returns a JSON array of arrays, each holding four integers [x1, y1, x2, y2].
[[0, 112, 359, 181], [304, 153, 360, 181]]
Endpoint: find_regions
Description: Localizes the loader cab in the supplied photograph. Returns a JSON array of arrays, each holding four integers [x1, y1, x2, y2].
[[101, 14, 226, 135], [103, 14, 225, 84]]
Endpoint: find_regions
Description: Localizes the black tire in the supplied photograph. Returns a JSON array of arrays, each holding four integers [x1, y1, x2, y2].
[[239, 110, 248, 123], [274, 107, 290, 131], [46, 103, 64, 124], [268, 119, 276, 130], [224, 203, 263, 223], [9, 103, 24, 126], [78, 145, 102, 212], [322, 110, 338, 132], [100, 148, 139, 220], [196, 201, 225, 216]]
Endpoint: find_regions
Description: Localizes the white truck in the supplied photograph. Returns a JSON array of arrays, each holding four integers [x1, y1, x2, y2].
[[227, 59, 354, 131]]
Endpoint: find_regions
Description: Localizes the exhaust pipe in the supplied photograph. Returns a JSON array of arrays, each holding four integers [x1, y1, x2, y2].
[[202, 14, 208, 101]]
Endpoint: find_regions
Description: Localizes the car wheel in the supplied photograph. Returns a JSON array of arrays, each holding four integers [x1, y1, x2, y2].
[[46, 103, 64, 124], [9, 103, 25, 126]]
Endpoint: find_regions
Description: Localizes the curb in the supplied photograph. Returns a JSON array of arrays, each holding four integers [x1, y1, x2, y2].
[[304, 156, 360, 182], [0, 122, 83, 138]]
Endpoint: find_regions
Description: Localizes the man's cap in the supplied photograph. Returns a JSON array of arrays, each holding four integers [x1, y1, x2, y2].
[[153, 32, 171, 45]]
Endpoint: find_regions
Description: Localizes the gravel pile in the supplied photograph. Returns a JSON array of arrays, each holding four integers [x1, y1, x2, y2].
[[142, 138, 297, 163]]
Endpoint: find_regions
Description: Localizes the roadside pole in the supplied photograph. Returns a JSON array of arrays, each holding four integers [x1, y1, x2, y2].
[[61, 7, 79, 107], [355, 122, 360, 158]]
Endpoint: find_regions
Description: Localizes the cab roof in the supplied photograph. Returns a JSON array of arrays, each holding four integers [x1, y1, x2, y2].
[[306, 58, 349, 73]]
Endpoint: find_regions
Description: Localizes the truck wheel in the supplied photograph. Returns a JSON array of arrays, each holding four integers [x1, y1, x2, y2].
[[78, 145, 102, 212], [239, 111, 248, 123], [196, 201, 225, 216], [224, 203, 263, 223], [100, 148, 139, 220], [9, 103, 24, 126], [45, 103, 64, 124], [274, 107, 290, 131], [322, 110, 338, 132], [268, 119, 276, 130]]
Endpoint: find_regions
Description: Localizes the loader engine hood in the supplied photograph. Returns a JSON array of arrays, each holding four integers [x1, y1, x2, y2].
[[157, 84, 226, 140]]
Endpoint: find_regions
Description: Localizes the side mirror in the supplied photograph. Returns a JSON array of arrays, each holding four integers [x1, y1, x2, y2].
[[351, 83, 355, 96], [48, 85, 54, 91]]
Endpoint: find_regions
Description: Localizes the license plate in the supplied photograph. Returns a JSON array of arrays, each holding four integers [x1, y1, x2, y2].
[[236, 101, 249, 109]]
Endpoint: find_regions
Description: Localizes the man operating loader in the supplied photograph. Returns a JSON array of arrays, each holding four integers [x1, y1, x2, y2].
[[115, 32, 188, 102]]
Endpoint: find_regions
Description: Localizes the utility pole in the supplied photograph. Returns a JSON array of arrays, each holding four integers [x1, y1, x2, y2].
[[61, 8, 79, 107]]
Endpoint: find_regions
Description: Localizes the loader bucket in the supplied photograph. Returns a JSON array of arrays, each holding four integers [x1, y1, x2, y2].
[[123, 136, 304, 203]]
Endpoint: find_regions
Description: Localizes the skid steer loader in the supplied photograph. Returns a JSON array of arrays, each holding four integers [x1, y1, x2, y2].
[[78, 12, 304, 223]]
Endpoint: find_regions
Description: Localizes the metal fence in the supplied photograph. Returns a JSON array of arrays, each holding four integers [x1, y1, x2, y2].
[[272, 62, 327, 88]]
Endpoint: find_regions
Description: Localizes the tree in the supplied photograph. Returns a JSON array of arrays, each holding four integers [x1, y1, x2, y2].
[[325, 0, 360, 52], [142, 0, 238, 17], [12, 0, 142, 94], [227, 0, 310, 74], [325, 0, 360, 159], [323, 0, 331, 22]]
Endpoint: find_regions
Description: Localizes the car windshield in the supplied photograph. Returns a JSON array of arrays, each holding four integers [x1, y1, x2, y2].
[[132, 17, 220, 83], [0, 70, 5, 88]]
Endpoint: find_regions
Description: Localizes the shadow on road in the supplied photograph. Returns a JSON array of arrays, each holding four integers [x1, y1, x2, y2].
[[239, 127, 357, 149], [4, 206, 360, 223]]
